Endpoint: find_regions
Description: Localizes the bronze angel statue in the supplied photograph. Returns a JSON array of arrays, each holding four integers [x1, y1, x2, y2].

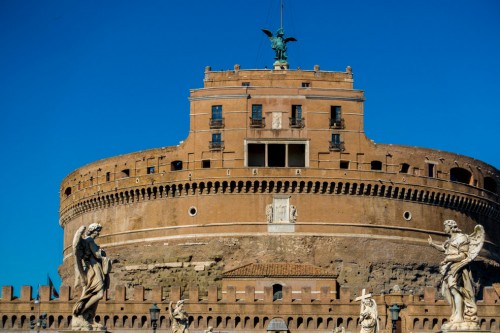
[[428, 220, 485, 330], [72, 223, 113, 331], [262, 27, 297, 63]]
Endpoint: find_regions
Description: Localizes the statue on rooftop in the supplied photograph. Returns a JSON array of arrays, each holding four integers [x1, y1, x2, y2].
[[72, 223, 113, 331], [428, 220, 484, 331], [262, 28, 297, 64]]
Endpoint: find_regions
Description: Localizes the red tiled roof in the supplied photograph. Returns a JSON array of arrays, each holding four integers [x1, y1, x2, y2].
[[223, 263, 336, 278]]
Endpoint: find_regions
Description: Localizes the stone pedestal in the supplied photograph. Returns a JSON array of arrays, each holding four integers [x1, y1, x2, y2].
[[273, 61, 289, 70]]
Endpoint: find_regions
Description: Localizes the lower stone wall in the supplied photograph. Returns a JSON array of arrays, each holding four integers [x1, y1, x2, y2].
[[1, 284, 499, 333]]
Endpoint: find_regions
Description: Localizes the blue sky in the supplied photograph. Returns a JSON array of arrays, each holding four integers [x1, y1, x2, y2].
[[0, 1, 499, 295]]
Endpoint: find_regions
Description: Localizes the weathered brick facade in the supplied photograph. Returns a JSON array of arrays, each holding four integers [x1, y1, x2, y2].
[[1, 64, 499, 332]]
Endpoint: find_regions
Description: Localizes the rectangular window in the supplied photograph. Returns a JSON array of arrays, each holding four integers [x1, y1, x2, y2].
[[292, 105, 302, 119], [210, 105, 223, 128], [427, 163, 435, 178], [210, 132, 223, 150], [106, 172, 111, 182], [147, 166, 155, 174], [330, 106, 343, 128], [332, 133, 341, 145], [202, 160, 211, 168], [301, 82, 310, 87], [288, 144, 305, 167], [246, 141, 308, 168], [340, 161, 349, 169], [242, 82, 250, 87], [252, 104, 262, 120], [212, 132, 221, 143], [268, 144, 286, 167], [248, 143, 266, 167], [212, 105, 222, 119], [290, 105, 303, 128]]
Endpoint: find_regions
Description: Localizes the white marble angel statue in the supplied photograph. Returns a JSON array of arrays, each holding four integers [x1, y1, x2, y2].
[[169, 300, 190, 333], [72, 223, 112, 331], [428, 220, 484, 330]]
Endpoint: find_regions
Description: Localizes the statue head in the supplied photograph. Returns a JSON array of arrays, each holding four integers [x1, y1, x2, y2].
[[444, 219, 461, 233], [87, 223, 102, 236]]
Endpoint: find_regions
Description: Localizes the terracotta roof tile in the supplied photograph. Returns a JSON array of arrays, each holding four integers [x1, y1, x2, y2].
[[223, 263, 335, 278]]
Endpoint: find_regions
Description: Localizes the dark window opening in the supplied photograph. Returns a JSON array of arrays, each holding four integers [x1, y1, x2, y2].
[[400, 163, 410, 173], [288, 144, 305, 167], [147, 166, 155, 174], [210, 105, 224, 128], [427, 163, 435, 178], [202, 160, 211, 168], [210, 132, 223, 150], [340, 161, 349, 169], [64, 187, 72, 197], [371, 160, 383, 171], [484, 177, 497, 193], [242, 82, 250, 87], [248, 144, 265, 167], [330, 106, 344, 128], [272, 284, 283, 301], [120, 169, 130, 178], [171, 160, 183, 171], [268, 144, 286, 167], [211, 105, 222, 119], [330, 133, 344, 151], [106, 172, 111, 182], [250, 104, 265, 127], [301, 82, 310, 87], [290, 105, 304, 128], [450, 167, 471, 184]]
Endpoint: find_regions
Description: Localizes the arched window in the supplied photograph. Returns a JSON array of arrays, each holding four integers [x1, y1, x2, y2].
[[272, 284, 283, 301], [450, 167, 471, 184], [399, 163, 410, 173], [64, 187, 72, 197], [171, 160, 183, 171], [484, 177, 497, 193]]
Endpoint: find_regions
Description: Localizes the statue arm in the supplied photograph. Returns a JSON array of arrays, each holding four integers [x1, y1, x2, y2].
[[428, 236, 445, 251]]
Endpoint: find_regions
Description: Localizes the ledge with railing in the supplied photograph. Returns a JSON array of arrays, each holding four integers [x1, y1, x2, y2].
[[289, 117, 305, 128], [210, 118, 225, 129], [329, 141, 345, 151], [330, 118, 345, 129], [250, 117, 266, 128], [209, 141, 224, 150]]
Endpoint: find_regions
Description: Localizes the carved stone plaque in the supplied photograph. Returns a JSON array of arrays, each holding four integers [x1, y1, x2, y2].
[[272, 112, 282, 129]]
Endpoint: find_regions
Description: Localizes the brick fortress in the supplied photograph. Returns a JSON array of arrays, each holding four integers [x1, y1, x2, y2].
[[1, 64, 499, 332]]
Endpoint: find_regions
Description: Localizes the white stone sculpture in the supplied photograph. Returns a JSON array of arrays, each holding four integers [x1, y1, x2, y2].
[[266, 204, 273, 223], [289, 205, 297, 223], [169, 300, 190, 333], [72, 224, 112, 331], [428, 220, 485, 331], [355, 289, 379, 333]]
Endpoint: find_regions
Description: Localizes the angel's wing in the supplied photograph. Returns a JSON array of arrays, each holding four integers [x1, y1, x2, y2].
[[284, 37, 297, 43], [450, 224, 485, 276], [261, 29, 273, 38], [73, 226, 87, 288], [468, 224, 485, 261]]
